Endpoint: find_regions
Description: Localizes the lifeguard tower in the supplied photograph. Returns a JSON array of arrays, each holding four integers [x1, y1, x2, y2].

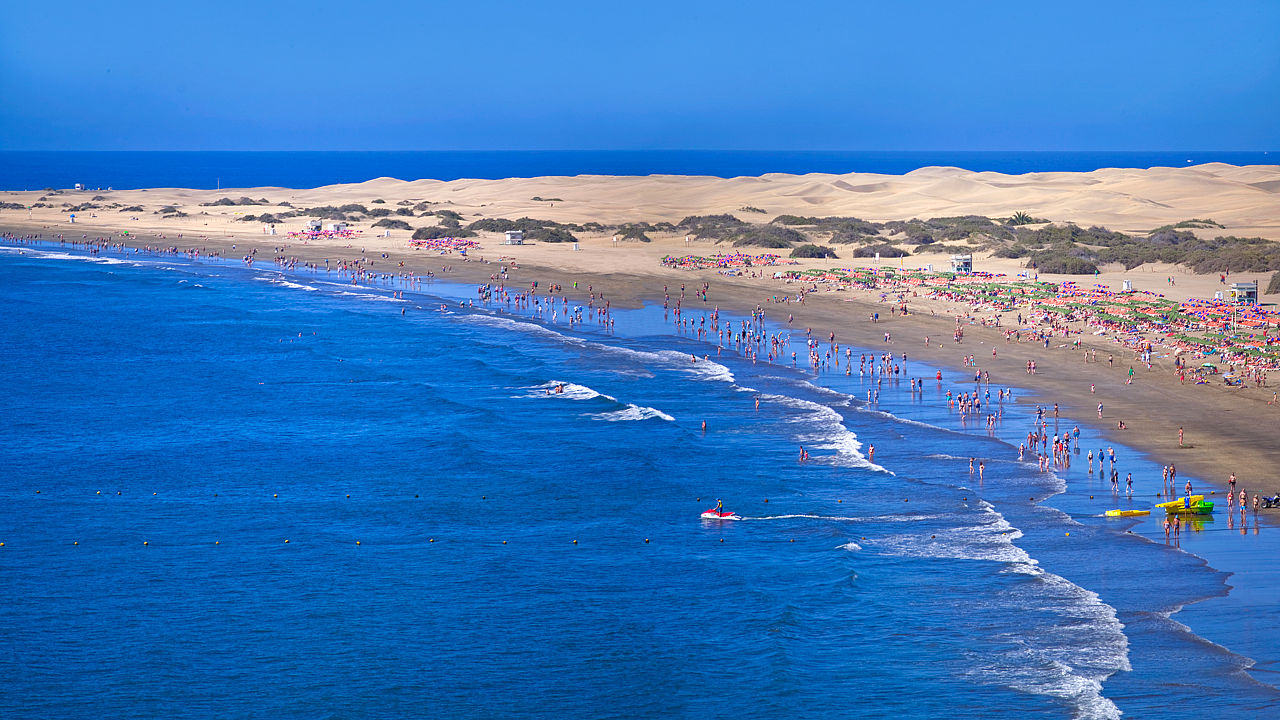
[[1230, 281, 1258, 305], [505, 230, 524, 245], [950, 254, 973, 274]]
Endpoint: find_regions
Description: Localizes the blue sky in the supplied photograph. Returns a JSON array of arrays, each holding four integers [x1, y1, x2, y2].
[[1, 0, 1276, 150]]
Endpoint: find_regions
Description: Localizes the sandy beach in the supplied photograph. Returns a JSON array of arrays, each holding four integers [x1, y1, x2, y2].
[[5, 162, 1280, 501]]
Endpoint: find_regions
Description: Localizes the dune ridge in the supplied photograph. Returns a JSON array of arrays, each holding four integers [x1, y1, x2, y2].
[[4, 163, 1277, 241]]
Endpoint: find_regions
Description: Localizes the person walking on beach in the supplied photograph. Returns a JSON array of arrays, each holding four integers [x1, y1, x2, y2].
[[1178, 427, 1184, 447], [1097, 402, 1104, 418]]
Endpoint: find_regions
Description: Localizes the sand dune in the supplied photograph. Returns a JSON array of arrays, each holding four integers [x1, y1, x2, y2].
[[3, 163, 1278, 245]]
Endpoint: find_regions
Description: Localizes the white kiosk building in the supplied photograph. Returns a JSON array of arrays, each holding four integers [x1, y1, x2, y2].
[[950, 254, 973, 274], [504, 230, 525, 245]]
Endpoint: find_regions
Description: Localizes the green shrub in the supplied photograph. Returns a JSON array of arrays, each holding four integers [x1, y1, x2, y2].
[[901, 232, 935, 245], [307, 204, 368, 220], [1029, 252, 1097, 274], [771, 214, 813, 225], [729, 225, 805, 248], [678, 214, 802, 247], [993, 245, 1029, 258], [466, 217, 577, 243], [373, 219, 413, 230], [617, 225, 652, 242], [367, 208, 392, 217], [853, 244, 908, 258], [791, 244, 838, 259], [1267, 271, 1280, 295], [201, 196, 268, 207], [240, 213, 290, 224], [412, 225, 475, 239]]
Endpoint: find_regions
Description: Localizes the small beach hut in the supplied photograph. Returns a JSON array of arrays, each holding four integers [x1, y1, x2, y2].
[[306, 219, 323, 232], [1230, 281, 1258, 305], [505, 230, 524, 245], [950, 254, 973, 274], [327, 222, 348, 233]]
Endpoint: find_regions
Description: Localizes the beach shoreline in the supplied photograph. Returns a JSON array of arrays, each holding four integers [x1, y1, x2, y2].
[[7, 221, 1280, 704], [6, 214, 1279, 504], [4, 164, 1279, 498]]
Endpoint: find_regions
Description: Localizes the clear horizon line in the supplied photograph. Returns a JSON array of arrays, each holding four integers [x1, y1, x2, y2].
[[0, 148, 1273, 154]]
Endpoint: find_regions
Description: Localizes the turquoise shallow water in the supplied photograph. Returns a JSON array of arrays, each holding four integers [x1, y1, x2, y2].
[[0, 239, 1277, 719]]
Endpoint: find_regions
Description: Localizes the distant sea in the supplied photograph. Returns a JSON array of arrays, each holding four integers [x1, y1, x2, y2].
[[0, 150, 1274, 190]]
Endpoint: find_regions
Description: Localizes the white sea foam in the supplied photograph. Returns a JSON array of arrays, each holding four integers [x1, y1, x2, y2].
[[334, 290, 404, 303], [871, 500, 1031, 563], [255, 275, 319, 291], [466, 314, 593, 347], [12, 249, 133, 265], [653, 350, 736, 383], [746, 513, 940, 523], [465, 314, 738, 384], [838, 541, 862, 551], [873, 501, 1129, 719], [589, 404, 675, 422], [519, 381, 614, 402], [759, 393, 889, 473], [856, 405, 969, 433]]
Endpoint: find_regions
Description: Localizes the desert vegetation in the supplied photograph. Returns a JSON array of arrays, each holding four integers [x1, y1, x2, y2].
[[200, 197, 270, 207], [790, 244, 838, 259]]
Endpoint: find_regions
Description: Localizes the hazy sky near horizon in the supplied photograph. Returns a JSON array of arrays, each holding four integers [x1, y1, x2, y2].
[[2, 0, 1276, 151]]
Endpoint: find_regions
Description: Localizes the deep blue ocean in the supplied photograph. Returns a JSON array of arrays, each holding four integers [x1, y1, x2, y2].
[[2, 240, 1279, 719], [0, 150, 1275, 190]]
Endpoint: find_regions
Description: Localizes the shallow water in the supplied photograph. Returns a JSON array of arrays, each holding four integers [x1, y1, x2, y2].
[[1, 241, 1277, 718]]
